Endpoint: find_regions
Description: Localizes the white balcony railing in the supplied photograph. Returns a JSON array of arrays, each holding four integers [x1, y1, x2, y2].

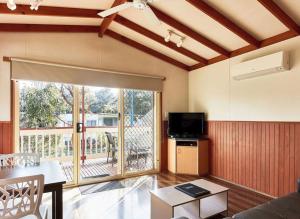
[[19, 126, 118, 161]]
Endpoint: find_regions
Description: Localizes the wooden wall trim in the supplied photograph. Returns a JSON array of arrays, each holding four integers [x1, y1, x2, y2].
[[208, 120, 300, 197], [161, 120, 168, 172], [0, 121, 13, 154]]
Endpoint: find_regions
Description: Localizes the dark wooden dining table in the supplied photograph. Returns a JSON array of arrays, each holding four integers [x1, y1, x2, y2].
[[0, 160, 66, 219]]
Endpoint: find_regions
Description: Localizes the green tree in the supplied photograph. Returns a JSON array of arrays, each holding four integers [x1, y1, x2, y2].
[[20, 83, 72, 128], [20, 82, 153, 128]]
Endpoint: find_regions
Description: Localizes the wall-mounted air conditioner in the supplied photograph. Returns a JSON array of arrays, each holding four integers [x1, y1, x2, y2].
[[231, 51, 289, 81]]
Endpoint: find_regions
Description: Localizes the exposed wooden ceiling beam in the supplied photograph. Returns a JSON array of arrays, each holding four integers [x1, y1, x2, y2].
[[257, 0, 300, 35], [0, 23, 99, 32], [114, 16, 207, 65], [186, 0, 260, 48], [149, 6, 230, 57], [189, 30, 298, 71], [1, 3, 298, 71], [105, 29, 190, 70], [99, 0, 127, 37], [0, 3, 100, 17], [0, 3, 202, 65], [0, 23, 189, 70]]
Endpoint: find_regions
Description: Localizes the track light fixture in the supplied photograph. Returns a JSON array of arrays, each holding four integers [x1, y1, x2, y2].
[[6, 0, 43, 11], [30, 0, 42, 10], [164, 30, 185, 48], [7, 0, 16, 11]]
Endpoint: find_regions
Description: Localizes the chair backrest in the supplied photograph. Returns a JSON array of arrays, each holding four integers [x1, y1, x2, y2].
[[0, 174, 44, 219], [0, 153, 40, 168], [105, 132, 115, 146]]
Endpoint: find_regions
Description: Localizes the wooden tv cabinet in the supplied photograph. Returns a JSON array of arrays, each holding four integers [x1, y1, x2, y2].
[[168, 138, 209, 176]]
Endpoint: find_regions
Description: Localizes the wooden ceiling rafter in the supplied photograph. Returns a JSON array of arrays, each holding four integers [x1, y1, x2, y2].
[[0, 23, 189, 70], [0, 3, 205, 67], [105, 29, 190, 70], [257, 0, 300, 35], [186, 0, 260, 48], [0, 4, 100, 17], [1, 2, 300, 71], [0, 3, 229, 57], [0, 23, 100, 32], [149, 6, 230, 57], [190, 0, 300, 71], [99, 0, 127, 37], [114, 16, 208, 65], [189, 30, 299, 71]]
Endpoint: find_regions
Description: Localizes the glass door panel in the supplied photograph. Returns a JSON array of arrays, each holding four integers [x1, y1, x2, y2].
[[78, 86, 120, 182], [123, 89, 155, 174], [17, 81, 76, 184]]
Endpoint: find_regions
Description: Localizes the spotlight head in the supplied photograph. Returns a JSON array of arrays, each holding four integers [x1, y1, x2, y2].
[[7, 0, 16, 10], [164, 32, 171, 42], [30, 0, 42, 10], [176, 38, 183, 48]]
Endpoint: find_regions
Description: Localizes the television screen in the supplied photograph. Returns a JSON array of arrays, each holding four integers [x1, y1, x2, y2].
[[168, 113, 205, 139]]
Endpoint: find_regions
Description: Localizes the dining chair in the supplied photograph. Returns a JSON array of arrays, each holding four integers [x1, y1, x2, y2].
[[0, 174, 48, 219], [0, 153, 40, 168]]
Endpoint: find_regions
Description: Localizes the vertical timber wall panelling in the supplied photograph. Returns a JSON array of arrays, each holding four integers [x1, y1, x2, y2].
[[208, 121, 300, 197], [0, 121, 13, 154]]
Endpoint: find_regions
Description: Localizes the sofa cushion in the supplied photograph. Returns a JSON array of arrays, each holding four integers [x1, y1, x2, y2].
[[233, 193, 300, 219], [256, 193, 300, 219], [233, 207, 284, 219]]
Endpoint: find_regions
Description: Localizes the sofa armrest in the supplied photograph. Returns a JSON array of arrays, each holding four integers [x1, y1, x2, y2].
[[298, 178, 300, 193]]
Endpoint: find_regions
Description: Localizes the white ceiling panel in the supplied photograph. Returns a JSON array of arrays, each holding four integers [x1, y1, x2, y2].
[[273, 0, 300, 24], [203, 0, 289, 40]]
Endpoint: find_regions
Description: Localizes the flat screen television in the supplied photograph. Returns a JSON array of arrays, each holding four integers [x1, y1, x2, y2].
[[168, 112, 205, 139]]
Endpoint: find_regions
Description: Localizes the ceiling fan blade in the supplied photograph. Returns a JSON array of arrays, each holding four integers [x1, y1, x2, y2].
[[98, 2, 134, 17], [144, 5, 161, 26]]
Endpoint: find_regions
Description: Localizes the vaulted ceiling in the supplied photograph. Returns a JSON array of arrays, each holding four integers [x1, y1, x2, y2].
[[1, 0, 300, 71]]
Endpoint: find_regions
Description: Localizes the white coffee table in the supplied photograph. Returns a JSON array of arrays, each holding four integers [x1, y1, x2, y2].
[[150, 179, 229, 219]]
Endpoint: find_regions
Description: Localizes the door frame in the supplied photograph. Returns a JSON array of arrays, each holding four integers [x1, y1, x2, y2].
[[76, 88, 161, 186], [13, 81, 161, 187]]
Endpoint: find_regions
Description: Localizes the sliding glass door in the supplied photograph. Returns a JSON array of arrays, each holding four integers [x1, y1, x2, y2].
[[15, 81, 159, 185]]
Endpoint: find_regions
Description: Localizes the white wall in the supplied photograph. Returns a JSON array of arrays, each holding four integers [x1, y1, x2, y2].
[[189, 36, 300, 121], [0, 33, 189, 121]]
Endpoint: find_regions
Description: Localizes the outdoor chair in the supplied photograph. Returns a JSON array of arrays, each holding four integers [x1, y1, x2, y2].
[[0, 174, 48, 219], [105, 132, 118, 166], [126, 138, 152, 169], [0, 153, 40, 168]]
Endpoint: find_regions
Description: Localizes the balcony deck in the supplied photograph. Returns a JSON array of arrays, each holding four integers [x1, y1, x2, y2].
[[61, 158, 117, 182], [19, 126, 154, 182], [60, 157, 153, 182]]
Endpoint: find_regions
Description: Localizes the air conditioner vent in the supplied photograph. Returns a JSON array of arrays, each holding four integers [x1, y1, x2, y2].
[[232, 51, 289, 81]]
